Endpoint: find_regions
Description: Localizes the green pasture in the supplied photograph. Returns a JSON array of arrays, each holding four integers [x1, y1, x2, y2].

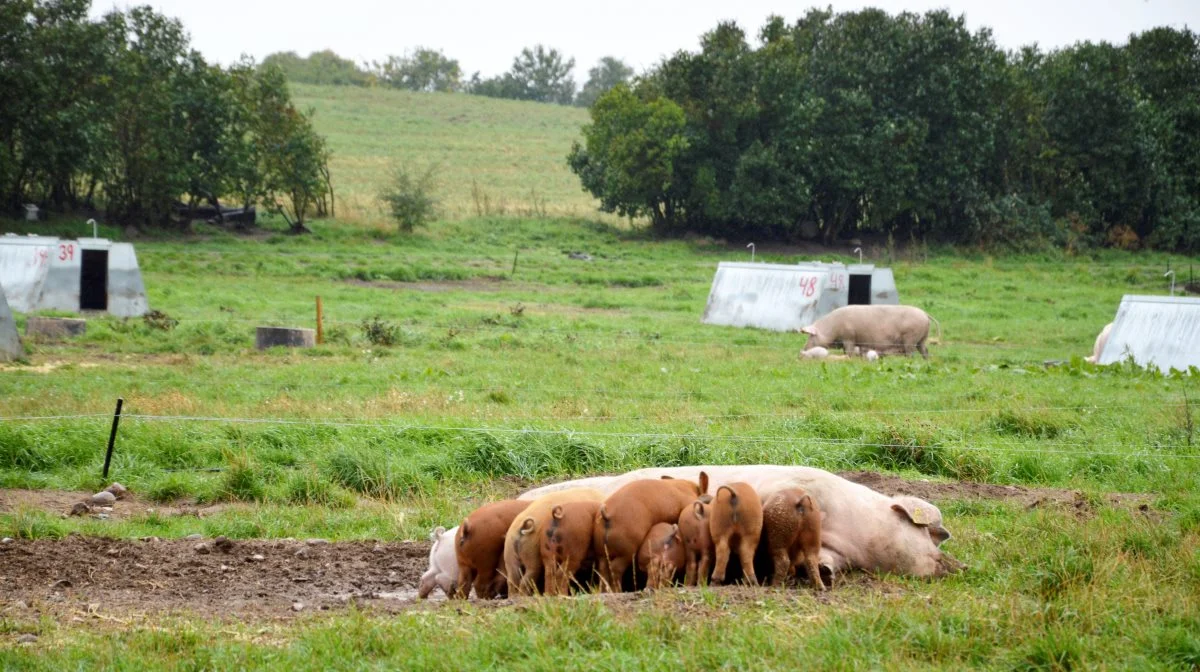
[[2, 84, 1199, 668], [290, 84, 600, 221]]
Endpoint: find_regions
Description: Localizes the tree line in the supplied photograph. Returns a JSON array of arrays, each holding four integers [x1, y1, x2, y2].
[[569, 10, 1200, 252], [263, 47, 634, 108], [1, 0, 331, 231]]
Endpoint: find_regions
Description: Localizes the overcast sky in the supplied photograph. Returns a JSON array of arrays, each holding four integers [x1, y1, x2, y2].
[[89, 0, 1199, 80]]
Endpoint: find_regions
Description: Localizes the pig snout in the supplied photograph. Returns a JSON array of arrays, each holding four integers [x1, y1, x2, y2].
[[935, 552, 967, 577]]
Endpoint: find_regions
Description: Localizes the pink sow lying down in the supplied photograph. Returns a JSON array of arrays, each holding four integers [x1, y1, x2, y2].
[[422, 465, 963, 597]]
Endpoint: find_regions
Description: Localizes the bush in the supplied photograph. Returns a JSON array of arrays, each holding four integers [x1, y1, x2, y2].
[[379, 164, 439, 232], [361, 315, 401, 346]]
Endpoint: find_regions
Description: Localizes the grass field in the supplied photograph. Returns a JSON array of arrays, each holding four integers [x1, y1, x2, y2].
[[2, 84, 1200, 669], [291, 83, 602, 222]]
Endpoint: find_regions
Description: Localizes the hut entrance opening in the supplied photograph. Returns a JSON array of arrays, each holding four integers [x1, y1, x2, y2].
[[848, 274, 872, 305], [80, 249, 108, 311]]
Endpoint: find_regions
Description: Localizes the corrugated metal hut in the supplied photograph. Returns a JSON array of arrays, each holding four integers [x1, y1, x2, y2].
[[1098, 295, 1200, 372], [0, 282, 22, 361], [0, 234, 148, 317], [702, 260, 900, 332]]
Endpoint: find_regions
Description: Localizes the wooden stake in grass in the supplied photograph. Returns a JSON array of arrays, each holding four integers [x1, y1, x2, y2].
[[316, 296, 324, 345], [511, 250, 519, 278], [102, 397, 123, 480]]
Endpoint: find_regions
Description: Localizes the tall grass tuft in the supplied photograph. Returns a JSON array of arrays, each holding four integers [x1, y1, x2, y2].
[[283, 469, 356, 508], [215, 452, 266, 502]]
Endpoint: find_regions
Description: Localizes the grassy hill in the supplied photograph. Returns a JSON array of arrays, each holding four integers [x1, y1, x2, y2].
[[292, 84, 600, 223]]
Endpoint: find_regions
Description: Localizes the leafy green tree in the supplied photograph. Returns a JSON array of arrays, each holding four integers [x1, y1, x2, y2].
[[99, 6, 194, 227], [252, 66, 331, 233], [474, 45, 576, 104], [261, 49, 369, 86], [1127, 27, 1200, 249], [576, 57, 634, 108], [568, 85, 689, 226], [371, 48, 462, 92]]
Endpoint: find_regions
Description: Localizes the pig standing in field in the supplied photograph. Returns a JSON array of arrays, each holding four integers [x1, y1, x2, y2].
[[541, 500, 604, 596], [418, 526, 458, 599], [801, 305, 939, 359], [455, 500, 531, 599], [1085, 322, 1113, 364], [636, 522, 686, 589], [504, 488, 607, 596], [521, 465, 962, 582]]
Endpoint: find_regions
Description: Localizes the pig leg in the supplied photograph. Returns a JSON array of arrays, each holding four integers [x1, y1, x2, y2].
[[770, 547, 792, 587], [417, 570, 437, 599], [711, 537, 732, 584], [917, 338, 929, 359], [455, 565, 476, 599], [697, 550, 713, 586], [842, 338, 857, 357], [437, 575, 456, 598], [737, 538, 759, 586], [796, 548, 825, 591], [489, 573, 508, 599], [684, 553, 698, 587], [475, 571, 499, 600], [596, 555, 614, 592], [607, 555, 632, 593], [503, 554, 524, 597]]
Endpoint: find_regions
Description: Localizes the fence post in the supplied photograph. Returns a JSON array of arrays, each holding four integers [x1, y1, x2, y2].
[[316, 296, 324, 345], [102, 398, 123, 480]]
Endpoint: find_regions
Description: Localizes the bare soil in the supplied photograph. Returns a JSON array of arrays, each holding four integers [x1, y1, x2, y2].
[[0, 536, 433, 620], [0, 489, 229, 521]]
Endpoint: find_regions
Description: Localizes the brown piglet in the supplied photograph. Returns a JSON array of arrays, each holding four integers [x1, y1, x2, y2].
[[455, 499, 532, 599], [636, 522, 686, 589], [761, 488, 825, 590], [709, 483, 763, 585], [541, 500, 602, 596], [503, 488, 607, 596], [677, 500, 713, 586], [593, 473, 709, 592]]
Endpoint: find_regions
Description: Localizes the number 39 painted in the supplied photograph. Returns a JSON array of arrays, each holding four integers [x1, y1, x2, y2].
[[58, 243, 74, 261]]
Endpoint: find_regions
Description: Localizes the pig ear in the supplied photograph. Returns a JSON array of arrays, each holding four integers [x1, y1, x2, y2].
[[519, 518, 536, 535], [693, 502, 706, 520], [660, 475, 674, 480], [891, 502, 932, 527], [552, 505, 565, 520], [800, 326, 817, 337], [460, 520, 470, 539], [671, 524, 682, 542], [698, 471, 709, 494]]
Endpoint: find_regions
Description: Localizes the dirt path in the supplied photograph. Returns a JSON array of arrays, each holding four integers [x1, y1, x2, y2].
[[0, 536, 433, 620]]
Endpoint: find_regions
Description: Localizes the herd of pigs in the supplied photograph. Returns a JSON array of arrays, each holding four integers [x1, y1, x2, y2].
[[418, 304, 1108, 599], [419, 466, 964, 599]]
